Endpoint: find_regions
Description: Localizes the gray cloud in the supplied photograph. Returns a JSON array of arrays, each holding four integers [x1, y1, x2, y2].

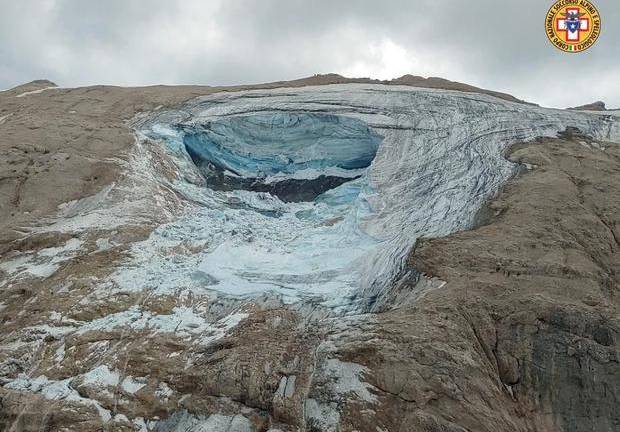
[[0, 0, 618, 107]]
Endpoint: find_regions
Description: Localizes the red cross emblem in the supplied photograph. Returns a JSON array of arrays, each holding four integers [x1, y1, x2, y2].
[[556, 7, 590, 42]]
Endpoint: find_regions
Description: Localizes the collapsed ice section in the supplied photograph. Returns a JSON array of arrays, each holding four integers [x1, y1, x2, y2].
[[131, 84, 620, 310], [182, 113, 381, 177], [179, 113, 381, 202], [134, 113, 382, 308]]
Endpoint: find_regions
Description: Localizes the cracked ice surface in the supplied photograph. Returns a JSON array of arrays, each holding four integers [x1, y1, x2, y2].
[[128, 84, 620, 310]]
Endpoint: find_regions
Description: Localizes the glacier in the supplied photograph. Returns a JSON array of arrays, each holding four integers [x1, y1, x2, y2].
[[181, 112, 381, 197], [126, 84, 619, 311]]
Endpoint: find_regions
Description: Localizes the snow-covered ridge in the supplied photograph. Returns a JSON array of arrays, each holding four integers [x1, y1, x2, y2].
[[126, 84, 619, 310]]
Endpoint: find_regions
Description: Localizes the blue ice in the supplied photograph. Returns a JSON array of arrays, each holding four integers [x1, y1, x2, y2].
[[180, 113, 382, 179]]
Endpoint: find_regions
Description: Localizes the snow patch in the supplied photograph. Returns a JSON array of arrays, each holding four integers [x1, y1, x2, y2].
[[76, 307, 247, 345], [304, 398, 340, 432], [15, 86, 57, 97], [324, 358, 377, 403], [0, 237, 83, 280], [154, 410, 253, 432], [114, 413, 130, 423], [121, 375, 147, 394], [302, 358, 377, 431], [54, 343, 66, 363], [5, 374, 112, 422], [155, 382, 174, 400], [81, 365, 120, 388], [95, 238, 114, 252]]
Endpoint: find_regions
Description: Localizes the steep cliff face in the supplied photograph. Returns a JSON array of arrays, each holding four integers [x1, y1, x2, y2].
[[0, 79, 618, 432], [392, 133, 620, 431]]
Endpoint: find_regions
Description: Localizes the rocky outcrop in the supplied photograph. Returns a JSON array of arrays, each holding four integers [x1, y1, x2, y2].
[[405, 134, 620, 431], [390, 74, 532, 104], [567, 101, 606, 111]]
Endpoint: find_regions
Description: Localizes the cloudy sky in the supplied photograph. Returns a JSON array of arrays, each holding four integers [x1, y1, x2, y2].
[[1, 0, 618, 108]]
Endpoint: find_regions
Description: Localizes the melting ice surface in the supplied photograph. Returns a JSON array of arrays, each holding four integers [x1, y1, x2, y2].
[[139, 112, 385, 308], [132, 84, 620, 310]]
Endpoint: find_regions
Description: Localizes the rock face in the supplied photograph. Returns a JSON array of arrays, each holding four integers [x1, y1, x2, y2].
[[407, 131, 620, 432], [0, 78, 619, 432]]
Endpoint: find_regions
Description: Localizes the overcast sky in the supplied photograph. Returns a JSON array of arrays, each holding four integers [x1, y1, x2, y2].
[[0, 0, 618, 108]]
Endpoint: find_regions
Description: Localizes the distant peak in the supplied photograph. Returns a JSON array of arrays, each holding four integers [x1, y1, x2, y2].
[[312, 73, 346, 79], [567, 101, 606, 111], [256, 73, 531, 105], [27, 79, 57, 87], [388, 75, 531, 105], [3, 79, 58, 96], [12, 79, 57, 90]]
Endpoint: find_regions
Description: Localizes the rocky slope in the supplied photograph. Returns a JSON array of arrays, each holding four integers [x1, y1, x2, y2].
[[0, 77, 618, 432], [568, 101, 607, 111]]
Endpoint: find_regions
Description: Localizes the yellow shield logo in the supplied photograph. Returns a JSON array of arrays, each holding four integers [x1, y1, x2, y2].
[[545, 0, 601, 53]]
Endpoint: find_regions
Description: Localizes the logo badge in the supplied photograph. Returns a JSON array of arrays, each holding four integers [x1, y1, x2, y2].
[[545, 0, 601, 52]]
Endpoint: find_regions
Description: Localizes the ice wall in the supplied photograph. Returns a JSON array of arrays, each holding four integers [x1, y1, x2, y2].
[[179, 112, 382, 203], [182, 112, 381, 178]]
